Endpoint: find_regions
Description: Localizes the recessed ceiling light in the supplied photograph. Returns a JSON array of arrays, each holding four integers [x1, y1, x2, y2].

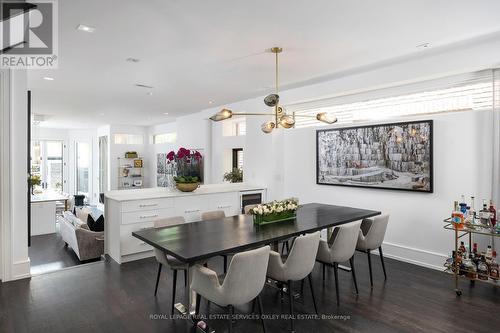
[[126, 57, 140, 63], [98, 113, 105, 116], [208, 101, 214, 104], [43, 76, 54, 81], [416, 42, 430, 48], [76, 24, 96, 33], [163, 112, 169, 115], [147, 92, 153, 96]]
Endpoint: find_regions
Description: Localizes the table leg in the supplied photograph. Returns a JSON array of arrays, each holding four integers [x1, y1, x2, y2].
[[64, 199, 68, 211]]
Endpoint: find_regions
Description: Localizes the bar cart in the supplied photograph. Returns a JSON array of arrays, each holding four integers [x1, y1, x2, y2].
[[443, 218, 499, 295]]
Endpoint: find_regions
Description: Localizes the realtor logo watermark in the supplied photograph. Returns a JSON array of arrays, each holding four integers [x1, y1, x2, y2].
[[1, 0, 58, 68]]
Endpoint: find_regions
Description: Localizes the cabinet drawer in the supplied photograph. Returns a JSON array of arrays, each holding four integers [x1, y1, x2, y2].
[[174, 196, 210, 222], [120, 222, 153, 255], [121, 208, 175, 225], [121, 198, 174, 213], [209, 192, 240, 217]]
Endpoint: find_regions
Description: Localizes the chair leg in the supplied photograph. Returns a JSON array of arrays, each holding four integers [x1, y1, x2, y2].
[[257, 295, 266, 333], [333, 263, 340, 306], [350, 257, 359, 294], [288, 280, 294, 332], [171, 269, 178, 316], [228, 305, 234, 333], [195, 293, 201, 316], [300, 279, 304, 296], [379, 246, 387, 280], [308, 273, 318, 314], [154, 263, 162, 296], [322, 263, 326, 281], [367, 250, 373, 288], [184, 269, 187, 287], [223, 255, 228, 274]]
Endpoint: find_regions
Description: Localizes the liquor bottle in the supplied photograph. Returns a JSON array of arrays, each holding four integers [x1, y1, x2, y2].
[[473, 242, 478, 256], [479, 200, 491, 227], [459, 195, 467, 215], [466, 255, 477, 280], [470, 196, 476, 224], [485, 245, 493, 263], [452, 201, 464, 228], [477, 255, 489, 280], [490, 252, 499, 280], [489, 200, 497, 228], [459, 241, 467, 258]]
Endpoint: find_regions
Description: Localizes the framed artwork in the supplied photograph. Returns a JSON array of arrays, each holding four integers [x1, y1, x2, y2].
[[316, 120, 433, 192], [134, 159, 143, 168]]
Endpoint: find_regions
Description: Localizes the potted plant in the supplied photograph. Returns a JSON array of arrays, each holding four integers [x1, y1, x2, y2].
[[250, 198, 299, 225], [29, 174, 41, 194], [167, 147, 203, 192], [223, 168, 243, 183]]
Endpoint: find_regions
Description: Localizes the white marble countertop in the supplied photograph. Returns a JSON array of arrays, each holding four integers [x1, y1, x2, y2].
[[104, 183, 265, 202], [31, 190, 69, 203]]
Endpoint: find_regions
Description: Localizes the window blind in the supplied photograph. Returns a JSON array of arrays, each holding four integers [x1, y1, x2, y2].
[[285, 69, 496, 128]]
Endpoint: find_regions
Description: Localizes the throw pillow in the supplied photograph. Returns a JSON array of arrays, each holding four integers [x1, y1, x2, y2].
[[75, 206, 92, 223], [87, 214, 104, 232]]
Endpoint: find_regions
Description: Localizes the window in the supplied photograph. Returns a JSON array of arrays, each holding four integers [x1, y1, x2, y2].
[[114, 133, 144, 144], [76, 142, 90, 196], [232, 148, 243, 170], [288, 69, 497, 128], [153, 132, 177, 144], [30, 140, 64, 191], [222, 118, 246, 136]]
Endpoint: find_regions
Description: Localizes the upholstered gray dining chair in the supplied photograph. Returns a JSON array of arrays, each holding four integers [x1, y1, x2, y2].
[[356, 214, 390, 288], [201, 210, 231, 273], [266, 232, 320, 332], [191, 246, 270, 333], [316, 220, 362, 306], [244, 204, 258, 214], [153, 216, 188, 315]]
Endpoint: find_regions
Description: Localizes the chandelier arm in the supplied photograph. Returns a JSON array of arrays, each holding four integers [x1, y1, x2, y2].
[[292, 114, 321, 118], [231, 112, 277, 116]]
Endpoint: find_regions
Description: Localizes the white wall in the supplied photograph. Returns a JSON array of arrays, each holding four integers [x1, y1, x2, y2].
[[282, 111, 494, 269]]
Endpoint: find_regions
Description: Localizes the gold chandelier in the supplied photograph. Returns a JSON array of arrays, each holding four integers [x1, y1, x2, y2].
[[209, 47, 337, 133]]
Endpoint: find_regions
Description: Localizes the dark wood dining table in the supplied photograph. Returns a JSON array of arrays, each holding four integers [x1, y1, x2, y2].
[[132, 202, 380, 330]]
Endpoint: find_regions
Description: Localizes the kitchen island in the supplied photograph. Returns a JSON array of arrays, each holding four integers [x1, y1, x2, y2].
[[105, 183, 266, 264]]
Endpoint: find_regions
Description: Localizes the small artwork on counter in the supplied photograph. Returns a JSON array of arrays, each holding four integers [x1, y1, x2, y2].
[[157, 153, 168, 187], [316, 120, 433, 192], [134, 159, 143, 168]]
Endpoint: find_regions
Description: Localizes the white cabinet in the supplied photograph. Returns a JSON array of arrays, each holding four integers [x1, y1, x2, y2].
[[105, 187, 266, 264], [208, 193, 240, 217], [174, 196, 210, 222]]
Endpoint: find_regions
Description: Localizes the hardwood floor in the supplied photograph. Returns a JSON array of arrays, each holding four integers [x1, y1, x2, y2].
[[1, 252, 498, 333], [29, 232, 102, 275]]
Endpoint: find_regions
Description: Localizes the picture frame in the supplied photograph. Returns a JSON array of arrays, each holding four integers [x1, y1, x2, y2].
[[316, 120, 433, 192], [134, 159, 143, 168]]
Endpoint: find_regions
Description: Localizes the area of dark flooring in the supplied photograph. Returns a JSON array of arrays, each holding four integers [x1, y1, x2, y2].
[[1, 252, 499, 333]]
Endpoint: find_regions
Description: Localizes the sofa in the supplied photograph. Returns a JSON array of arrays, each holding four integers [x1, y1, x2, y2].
[[59, 211, 104, 261]]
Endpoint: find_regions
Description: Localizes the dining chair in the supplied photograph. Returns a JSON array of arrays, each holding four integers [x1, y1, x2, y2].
[[244, 204, 258, 214], [201, 210, 230, 273], [191, 246, 270, 333], [356, 214, 390, 288], [266, 232, 320, 332], [153, 216, 188, 315], [316, 220, 362, 306]]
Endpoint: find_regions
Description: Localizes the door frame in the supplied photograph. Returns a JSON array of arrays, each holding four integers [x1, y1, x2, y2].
[[0, 69, 12, 281]]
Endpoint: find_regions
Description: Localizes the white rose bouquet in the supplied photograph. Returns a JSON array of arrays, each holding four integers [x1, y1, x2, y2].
[[251, 198, 299, 225]]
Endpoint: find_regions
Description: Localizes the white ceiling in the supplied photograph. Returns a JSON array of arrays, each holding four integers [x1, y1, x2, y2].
[[28, 0, 500, 128]]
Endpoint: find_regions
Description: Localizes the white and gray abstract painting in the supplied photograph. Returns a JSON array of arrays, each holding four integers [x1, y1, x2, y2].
[[316, 120, 432, 192]]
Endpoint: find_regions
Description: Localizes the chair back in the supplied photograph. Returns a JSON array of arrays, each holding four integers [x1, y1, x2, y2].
[[222, 245, 270, 305], [361, 214, 389, 250], [284, 231, 320, 281], [329, 221, 362, 262], [201, 210, 225, 221], [153, 216, 186, 264], [244, 204, 258, 215], [154, 216, 186, 228]]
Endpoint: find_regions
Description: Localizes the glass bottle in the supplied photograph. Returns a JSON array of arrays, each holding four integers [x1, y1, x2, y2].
[[479, 200, 491, 227], [489, 200, 496, 228], [459, 195, 467, 215], [490, 253, 499, 280], [477, 255, 489, 280]]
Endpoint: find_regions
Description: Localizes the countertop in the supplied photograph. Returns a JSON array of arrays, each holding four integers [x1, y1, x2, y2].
[[31, 190, 69, 203], [104, 183, 265, 202]]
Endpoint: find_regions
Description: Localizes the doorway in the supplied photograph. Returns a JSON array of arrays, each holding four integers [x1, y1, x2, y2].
[[30, 140, 64, 192]]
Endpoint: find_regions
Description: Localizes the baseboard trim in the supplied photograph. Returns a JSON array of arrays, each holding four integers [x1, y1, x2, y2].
[[379, 241, 447, 271], [11, 258, 31, 280]]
